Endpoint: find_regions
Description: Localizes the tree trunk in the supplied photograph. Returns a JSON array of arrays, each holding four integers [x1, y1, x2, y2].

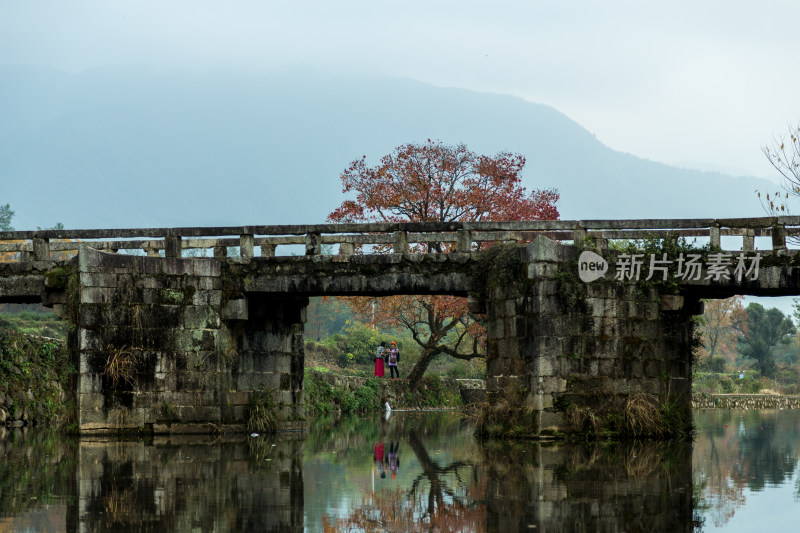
[[406, 349, 438, 390]]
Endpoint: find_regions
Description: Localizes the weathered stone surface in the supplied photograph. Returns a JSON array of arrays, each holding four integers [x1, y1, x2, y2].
[[221, 298, 248, 321], [63, 247, 309, 434], [659, 294, 684, 311]]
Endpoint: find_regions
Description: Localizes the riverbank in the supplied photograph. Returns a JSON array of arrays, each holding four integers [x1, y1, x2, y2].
[[0, 325, 485, 430], [304, 369, 485, 416], [0, 329, 72, 428]]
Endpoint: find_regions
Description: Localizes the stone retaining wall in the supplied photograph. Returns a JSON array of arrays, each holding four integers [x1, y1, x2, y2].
[[0, 384, 68, 428], [692, 394, 800, 409], [456, 379, 486, 406], [307, 372, 465, 410]]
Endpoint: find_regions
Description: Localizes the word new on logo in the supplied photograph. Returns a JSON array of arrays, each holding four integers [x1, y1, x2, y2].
[[578, 251, 609, 283]]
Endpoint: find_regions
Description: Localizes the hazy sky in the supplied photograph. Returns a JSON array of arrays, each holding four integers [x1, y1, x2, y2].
[[2, 0, 799, 179]]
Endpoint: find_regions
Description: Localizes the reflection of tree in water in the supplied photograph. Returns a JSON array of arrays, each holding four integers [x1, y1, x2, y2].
[[406, 428, 483, 524], [321, 425, 485, 531], [305, 411, 473, 461], [0, 428, 76, 520], [693, 409, 800, 527], [692, 410, 746, 528], [734, 410, 800, 490]]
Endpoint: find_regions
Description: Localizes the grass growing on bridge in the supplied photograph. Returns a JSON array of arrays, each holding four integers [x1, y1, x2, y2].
[[103, 345, 140, 388], [247, 389, 279, 434], [564, 393, 692, 440]]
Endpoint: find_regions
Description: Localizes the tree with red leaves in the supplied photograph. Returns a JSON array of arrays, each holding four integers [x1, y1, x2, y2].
[[328, 140, 559, 386]]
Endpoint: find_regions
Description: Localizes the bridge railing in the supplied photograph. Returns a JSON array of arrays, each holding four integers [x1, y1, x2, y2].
[[1, 217, 798, 261]]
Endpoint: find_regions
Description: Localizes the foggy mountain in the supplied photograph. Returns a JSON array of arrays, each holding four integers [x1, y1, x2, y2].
[[1, 66, 774, 231]]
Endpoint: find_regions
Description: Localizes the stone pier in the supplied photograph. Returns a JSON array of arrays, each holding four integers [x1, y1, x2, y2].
[[481, 237, 697, 438], [73, 246, 305, 434]]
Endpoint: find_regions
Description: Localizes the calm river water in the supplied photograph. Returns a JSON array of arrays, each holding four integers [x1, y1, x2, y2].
[[0, 409, 798, 531]]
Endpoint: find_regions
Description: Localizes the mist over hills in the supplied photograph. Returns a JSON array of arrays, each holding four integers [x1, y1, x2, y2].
[[1, 66, 773, 231]]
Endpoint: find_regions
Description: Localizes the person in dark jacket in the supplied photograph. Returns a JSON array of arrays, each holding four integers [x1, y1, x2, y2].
[[387, 341, 400, 379]]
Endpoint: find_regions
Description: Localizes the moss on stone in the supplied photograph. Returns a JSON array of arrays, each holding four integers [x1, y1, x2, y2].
[[44, 265, 72, 290], [470, 243, 527, 300]]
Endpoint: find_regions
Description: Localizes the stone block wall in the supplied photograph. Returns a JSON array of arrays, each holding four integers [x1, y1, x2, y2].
[[483, 237, 696, 437], [74, 246, 306, 434], [235, 295, 308, 426], [456, 379, 486, 406]]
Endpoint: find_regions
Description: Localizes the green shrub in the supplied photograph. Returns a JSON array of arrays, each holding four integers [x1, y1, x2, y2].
[[312, 322, 418, 372], [304, 369, 382, 415], [331, 323, 378, 365], [446, 362, 467, 378], [0, 329, 72, 424], [783, 383, 800, 395], [336, 350, 356, 368], [737, 375, 762, 393], [718, 376, 735, 393], [441, 358, 486, 379], [304, 370, 337, 415], [775, 367, 800, 391], [709, 357, 728, 373], [402, 377, 462, 408]]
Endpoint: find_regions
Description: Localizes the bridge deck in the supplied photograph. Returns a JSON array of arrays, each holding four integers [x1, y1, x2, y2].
[[2, 217, 799, 261]]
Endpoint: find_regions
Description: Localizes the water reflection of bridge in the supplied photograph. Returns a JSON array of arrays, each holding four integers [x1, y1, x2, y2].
[[0, 412, 698, 531]]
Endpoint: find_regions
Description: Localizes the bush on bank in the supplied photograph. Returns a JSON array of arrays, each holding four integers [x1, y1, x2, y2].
[[692, 370, 794, 395], [305, 371, 383, 415]]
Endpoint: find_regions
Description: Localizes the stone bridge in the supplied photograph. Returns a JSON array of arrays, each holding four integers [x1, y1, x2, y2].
[[2, 217, 800, 437]]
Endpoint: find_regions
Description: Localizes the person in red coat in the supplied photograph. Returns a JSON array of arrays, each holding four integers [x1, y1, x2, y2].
[[374, 341, 386, 377]]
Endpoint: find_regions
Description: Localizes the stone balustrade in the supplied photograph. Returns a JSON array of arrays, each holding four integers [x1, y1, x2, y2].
[[2, 216, 800, 261]]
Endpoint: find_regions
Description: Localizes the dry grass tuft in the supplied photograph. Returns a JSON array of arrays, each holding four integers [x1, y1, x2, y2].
[[473, 390, 538, 438], [567, 404, 602, 433], [623, 392, 663, 437], [221, 346, 239, 366], [623, 441, 662, 478], [247, 389, 278, 434], [205, 422, 226, 435], [103, 485, 135, 525], [103, 345, 140, 388]]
